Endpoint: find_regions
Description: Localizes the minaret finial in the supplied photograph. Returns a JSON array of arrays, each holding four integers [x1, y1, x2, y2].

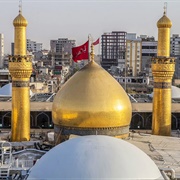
[[164, 2, 167, 15], [19, 0, 22, 14]]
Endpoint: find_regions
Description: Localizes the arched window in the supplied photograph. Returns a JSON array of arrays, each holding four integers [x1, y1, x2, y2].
[[30, 114, 34, 127], [2, 112, 11, 128], [171, 114, 178, 130], [35, 112, 50, 128], [130, 113, 144, 129], [145, 114, 152, 129]]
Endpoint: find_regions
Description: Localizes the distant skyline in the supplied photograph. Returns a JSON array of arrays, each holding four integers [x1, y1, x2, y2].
[[0, 0, 179, 54]]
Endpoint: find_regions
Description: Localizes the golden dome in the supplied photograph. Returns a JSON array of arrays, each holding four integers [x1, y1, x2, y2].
[[52, 61, 132, 129], [13, 12, 28, 27], [157, 12, 172, 28]]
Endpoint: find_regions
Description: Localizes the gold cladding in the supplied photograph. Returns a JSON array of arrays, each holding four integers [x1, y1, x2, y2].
[[153, 82, 171, 89], [52, 61, 132, 129], [9, 12, 32, 142], [151, 11, 175, 136], [157, 28, 170, 57]]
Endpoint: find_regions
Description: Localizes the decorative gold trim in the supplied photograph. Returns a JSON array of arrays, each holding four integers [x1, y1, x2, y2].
[[12, 81, 29, 87], [151, 57, 175, 79], [152, 57, 175, 64], [9, 55, 32, 63], [9, 55, 32, 78], [154, 82, 171, 89], [152, 64, 175, 72], [152, 72, 175, 80], [54, 125, 129, 136]]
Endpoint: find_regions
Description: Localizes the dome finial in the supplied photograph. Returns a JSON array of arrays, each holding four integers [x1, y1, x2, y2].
[[19, 0, 22, 14], [88, 34, 95, 62], [164, 2, 167, 15], [90, 43, 95, 62]]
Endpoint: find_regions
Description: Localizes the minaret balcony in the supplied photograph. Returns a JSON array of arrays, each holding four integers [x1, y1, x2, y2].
[[8, 55, 32, 78]]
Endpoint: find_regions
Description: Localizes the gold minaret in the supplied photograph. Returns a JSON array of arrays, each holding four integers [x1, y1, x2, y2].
[[152, 6, 175, 136], [9, 4, 32, 141]]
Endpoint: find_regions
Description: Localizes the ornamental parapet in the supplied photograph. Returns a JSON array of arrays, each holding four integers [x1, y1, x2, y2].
[[153, 82, 171, 89], [9, 55, 32, 63], [152, 57, 175, 64], [152, 71, 175, 79], [54, 125, 129, 136], [151, 57, 175, 74], [9, 55, 32, 78]]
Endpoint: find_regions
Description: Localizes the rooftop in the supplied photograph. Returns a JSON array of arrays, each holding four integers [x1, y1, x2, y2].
[[127, 132, 180, 178]]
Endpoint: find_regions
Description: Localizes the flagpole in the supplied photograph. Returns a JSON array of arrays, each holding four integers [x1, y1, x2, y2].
[[88, 34, 94, 62], [98, 37, 100, 56], [88, 34, 91, 62]]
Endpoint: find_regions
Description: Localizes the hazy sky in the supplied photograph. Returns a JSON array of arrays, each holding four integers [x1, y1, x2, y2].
[[0, 0, 179, 54]]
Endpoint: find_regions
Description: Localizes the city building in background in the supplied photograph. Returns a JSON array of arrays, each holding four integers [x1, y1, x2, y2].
[[101, 31, 126, 70], [126, 33, 142, 77], [170, 34, 180, 78], [171, 34, 180, 56], [27, 39, 42, 53], [0, 33, 4, 68], [0, 69, 10, 87], [11, 42, 14, 56], [50, 38, 75, 74], [141, 35, 157, 77], [11, 39, 43, 56]]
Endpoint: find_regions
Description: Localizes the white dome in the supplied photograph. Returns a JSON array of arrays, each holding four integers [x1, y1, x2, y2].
[[149, 86, 180, 99], [171, 86, 180, 99], [0, 83, 33, 97], [28, 135, 163, 180], [0, 83, 12, 96]]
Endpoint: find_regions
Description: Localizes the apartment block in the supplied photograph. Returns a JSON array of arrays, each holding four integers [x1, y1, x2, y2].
[[0, 34, 4, 68], [11, 39, 43, 55], [50, 38, 76, 74], [170, 34, 180, 78], [126, 39, 142, 77], [101, 31, 126, 70], [141, 35, 157, 77], [27, 39, 43, 53]]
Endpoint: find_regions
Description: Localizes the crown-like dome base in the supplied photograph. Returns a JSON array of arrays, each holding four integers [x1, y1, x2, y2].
[[54, 125, 129, 144]]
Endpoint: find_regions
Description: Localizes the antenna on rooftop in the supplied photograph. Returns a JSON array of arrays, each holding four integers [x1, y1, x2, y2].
[[19, 0, 22, 14], [164, 2, 167, 15]]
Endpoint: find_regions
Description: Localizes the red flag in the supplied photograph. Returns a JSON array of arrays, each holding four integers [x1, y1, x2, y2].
[[92, 38, 100, 46], [72, 41, 89, 62]]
